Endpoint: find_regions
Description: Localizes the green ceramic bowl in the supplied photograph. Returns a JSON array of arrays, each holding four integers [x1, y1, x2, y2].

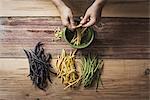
[[63, 27, 94, 49]]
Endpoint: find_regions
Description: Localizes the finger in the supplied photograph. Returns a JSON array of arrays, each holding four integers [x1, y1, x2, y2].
[[62, 17, 70, 27], [82, 18, 96, 27], [69, 16, 76, 29], [80, 14, 90, 25]]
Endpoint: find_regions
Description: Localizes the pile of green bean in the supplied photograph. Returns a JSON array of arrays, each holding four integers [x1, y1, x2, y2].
[[81, 55, 104, 91]]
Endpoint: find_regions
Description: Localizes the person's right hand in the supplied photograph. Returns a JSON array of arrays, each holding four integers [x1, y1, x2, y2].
[[58, 6, 75, 30]]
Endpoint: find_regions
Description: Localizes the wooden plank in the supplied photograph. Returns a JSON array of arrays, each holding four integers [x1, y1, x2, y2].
[[0, 17, 149, 59], [0, 16, 149, 100], [0, 58, 149, 100], [0, 0, 149, 17]]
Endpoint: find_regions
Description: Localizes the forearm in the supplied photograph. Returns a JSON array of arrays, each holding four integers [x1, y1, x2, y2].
[[51, 0, 66, 8], [93, 0, 107, 8]]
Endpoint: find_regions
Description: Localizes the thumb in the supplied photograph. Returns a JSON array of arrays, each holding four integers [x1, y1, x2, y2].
[[80, 14, 89, 25]]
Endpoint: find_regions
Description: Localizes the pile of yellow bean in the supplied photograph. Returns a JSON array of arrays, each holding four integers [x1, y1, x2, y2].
[[55, 49, 81, 89]]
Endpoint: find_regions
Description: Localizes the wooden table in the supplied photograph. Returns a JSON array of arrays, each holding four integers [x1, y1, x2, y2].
[[0, 17, 149, 100], [0, 0, 150, 100]]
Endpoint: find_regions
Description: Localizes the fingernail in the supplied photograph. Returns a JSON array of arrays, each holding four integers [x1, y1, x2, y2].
[[80, 16, 83, 19]]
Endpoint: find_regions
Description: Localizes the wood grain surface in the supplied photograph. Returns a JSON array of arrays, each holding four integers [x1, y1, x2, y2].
[[0, 17, 149, 59], [0, 0, 149, 17], [0, 59, 149, 100], [0, 17, 149, 100]]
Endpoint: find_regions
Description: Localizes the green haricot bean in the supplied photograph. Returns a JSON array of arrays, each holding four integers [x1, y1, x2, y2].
[[81, 55, 104, 91], [70, 27, 87, 46]]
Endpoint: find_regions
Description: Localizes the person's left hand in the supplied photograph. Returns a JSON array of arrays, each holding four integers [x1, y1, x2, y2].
[[80, 3, 103, 27]]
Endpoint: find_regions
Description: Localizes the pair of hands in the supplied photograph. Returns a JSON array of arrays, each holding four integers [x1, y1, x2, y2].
[[57, 0, 105, 30]]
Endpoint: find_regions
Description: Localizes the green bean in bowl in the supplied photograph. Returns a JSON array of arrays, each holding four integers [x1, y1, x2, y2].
[[63, 27, 94, 49]]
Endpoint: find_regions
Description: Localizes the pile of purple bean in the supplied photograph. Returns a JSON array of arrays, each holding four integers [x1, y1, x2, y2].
[[24, 42, 56, 91]]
